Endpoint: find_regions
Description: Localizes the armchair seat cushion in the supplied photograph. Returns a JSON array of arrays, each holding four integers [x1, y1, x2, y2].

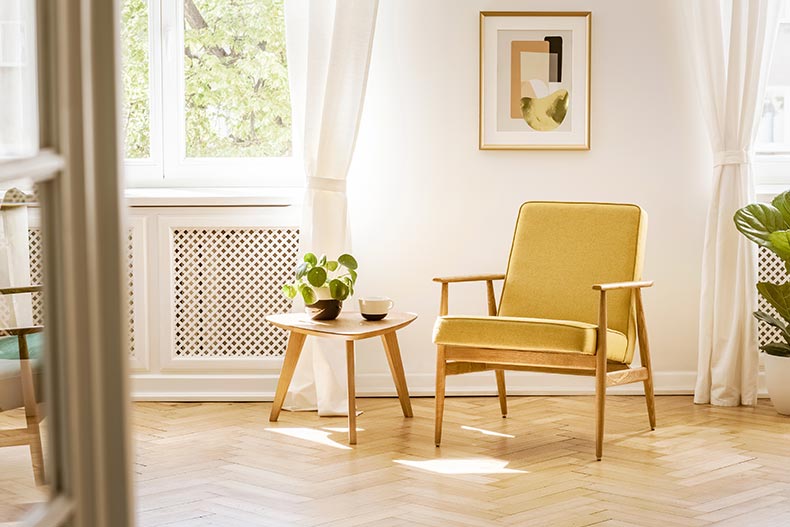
[[0, 333, 44, 411], [432, 315, 629, 363]]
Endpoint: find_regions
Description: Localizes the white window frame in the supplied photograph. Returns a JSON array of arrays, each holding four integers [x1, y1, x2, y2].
[[755, 10, 790, 188], [124, 0, 299, 189]]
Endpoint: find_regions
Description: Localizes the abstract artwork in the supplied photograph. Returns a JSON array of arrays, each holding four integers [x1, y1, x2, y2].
[[480, 12, 591, 150]]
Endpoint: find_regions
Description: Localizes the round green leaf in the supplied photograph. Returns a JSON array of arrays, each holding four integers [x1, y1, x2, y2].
[[301, 286, 317, 305], [329, 279, 349, 300], [338, 253, 358, 270], [326, 260, 339, 272], [348, 269, 358, 284], [282, 284, 297, 299], [295, 262, 310, 280], [307, 267, 327, 287], [734, 204, 785, 247], [304, 253, 318, 265]]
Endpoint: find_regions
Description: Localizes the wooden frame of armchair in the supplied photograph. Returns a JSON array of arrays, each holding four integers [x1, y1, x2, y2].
[[0, 285, 46, 484], [432, 275, 655, 460]]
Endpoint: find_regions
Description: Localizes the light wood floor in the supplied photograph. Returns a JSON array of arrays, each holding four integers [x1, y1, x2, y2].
[[3, 396, 790, 526]]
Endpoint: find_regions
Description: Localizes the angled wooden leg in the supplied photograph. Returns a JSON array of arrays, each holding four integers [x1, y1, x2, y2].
[[435, 345, 446, 446], [595, 292, 608, 461], [269, 331, 307, 422], [346, 340, 357, 445], [495, 369, 507, 417], [636, 289, 656, 430], [381, 332, 413, 417], [19, 335, 44, 485]]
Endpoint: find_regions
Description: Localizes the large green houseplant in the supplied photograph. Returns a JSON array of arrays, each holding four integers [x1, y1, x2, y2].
[[282, 253, 358, 320], [734, 190, 790, 414]]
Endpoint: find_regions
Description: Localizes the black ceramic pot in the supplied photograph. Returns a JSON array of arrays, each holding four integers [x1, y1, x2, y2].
[[305, 299, 342, 321]]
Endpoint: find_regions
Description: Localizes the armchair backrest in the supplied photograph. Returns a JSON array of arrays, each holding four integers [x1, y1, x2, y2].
[[499, 201, 647, 364], [0, 188, 34, 328]]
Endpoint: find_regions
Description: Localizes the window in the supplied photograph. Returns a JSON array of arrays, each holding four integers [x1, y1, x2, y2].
[[755, 1, 790, 186], [120, 0, 296, 187], [0, 1, 38, 159]]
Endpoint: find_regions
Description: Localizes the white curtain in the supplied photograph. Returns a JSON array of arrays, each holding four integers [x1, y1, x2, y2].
[[282, 0, 379, 415], [691, 0, 780, 406]]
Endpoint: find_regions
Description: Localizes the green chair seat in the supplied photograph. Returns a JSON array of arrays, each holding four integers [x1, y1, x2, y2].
[[0, 333, 44, 411]]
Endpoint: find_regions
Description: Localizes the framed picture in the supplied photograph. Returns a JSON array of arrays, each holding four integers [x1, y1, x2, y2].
[[479, 11, 591, 150]]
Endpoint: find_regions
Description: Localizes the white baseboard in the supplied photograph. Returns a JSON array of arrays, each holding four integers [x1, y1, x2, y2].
[[131, 370, 737, 402]]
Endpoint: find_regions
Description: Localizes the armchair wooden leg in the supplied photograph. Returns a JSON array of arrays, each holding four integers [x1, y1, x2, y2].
[[595, 292, 608, 461], [595, 370, 606, 461], [19, 335, 45, 485], [495, 369, 507, 417], [636, 289, 656, 430], [435, 345, 446, 446]]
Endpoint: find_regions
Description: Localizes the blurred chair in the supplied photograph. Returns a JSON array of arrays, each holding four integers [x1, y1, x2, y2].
[[432, 201, 655, 459], [0, 188, 45, 484]]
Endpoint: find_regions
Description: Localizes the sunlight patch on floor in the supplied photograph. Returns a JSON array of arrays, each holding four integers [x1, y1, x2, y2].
[[393, 458, 526, 475], [461, 425, 515, 438], [266, 427, 352, 450]]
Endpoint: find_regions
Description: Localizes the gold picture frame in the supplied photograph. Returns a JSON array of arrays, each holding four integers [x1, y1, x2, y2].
[[479, 11, 591, 150]]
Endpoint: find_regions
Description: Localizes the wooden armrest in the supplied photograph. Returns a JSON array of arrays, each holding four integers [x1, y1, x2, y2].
[[592, 280, 654, 292], [0, 325, 44, 336], [0, 285, 43, 295], [433, 274, 505, 284]]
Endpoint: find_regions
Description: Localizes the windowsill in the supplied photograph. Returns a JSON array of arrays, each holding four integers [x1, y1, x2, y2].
[[124, 187, 303, 207], [756, 184, 789, 200]]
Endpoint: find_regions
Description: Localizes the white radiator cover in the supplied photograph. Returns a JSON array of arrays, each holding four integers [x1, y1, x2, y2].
[[758, 246, 787, 349], [170, 227, 298, 359]]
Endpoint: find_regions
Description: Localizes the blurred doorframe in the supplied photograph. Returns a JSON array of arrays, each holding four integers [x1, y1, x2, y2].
[[10, 0, 134, 525]]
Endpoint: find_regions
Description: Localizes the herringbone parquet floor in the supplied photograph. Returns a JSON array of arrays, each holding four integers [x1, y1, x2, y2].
[[3, 396, 790, 526]]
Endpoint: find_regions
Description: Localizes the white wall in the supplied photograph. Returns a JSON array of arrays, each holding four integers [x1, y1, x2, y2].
[[346, 0, 713, 395]]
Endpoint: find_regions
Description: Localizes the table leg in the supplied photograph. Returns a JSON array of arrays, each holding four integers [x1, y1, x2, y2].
[[381, 332, 413, 418], [346, 340, 357, 445], [269, 331, 307, 422]]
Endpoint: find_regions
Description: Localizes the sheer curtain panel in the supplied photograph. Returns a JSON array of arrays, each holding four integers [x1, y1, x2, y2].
[[282, 0, 379, 415], [690, 0, 780, 406]]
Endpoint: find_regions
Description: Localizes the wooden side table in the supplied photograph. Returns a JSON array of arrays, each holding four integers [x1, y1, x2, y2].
[[266, 311, 417, 444]]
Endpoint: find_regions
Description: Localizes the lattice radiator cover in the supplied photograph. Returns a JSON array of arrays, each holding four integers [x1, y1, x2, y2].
[[28, 228, 137, 358], [171, 227, 299, 358], [758, 247, 788, 348]]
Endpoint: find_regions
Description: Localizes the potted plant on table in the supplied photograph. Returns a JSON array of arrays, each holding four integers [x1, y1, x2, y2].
[[282, 253, 358, 320], [735, 190, 790, 414]]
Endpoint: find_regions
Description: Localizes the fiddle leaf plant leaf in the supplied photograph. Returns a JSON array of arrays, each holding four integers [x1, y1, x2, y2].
[[307, 267, 327, 288], [756, 282, 790, 323], [772, 191, 790, 226], [338, 253, 358, 270], [753, 310, 790, 345], [734, 203, 785, 247], [768, 230, 790, 261], [760, 342, 790, 357]]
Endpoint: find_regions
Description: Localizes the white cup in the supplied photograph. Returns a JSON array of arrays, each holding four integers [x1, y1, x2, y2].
[[359, 297, 394, 320]]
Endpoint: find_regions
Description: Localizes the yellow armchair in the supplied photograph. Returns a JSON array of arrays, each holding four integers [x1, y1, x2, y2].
[[432, 201, 655, 459]]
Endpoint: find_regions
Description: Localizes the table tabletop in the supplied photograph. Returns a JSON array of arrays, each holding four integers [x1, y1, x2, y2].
[[265, 311, 417, 340]]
